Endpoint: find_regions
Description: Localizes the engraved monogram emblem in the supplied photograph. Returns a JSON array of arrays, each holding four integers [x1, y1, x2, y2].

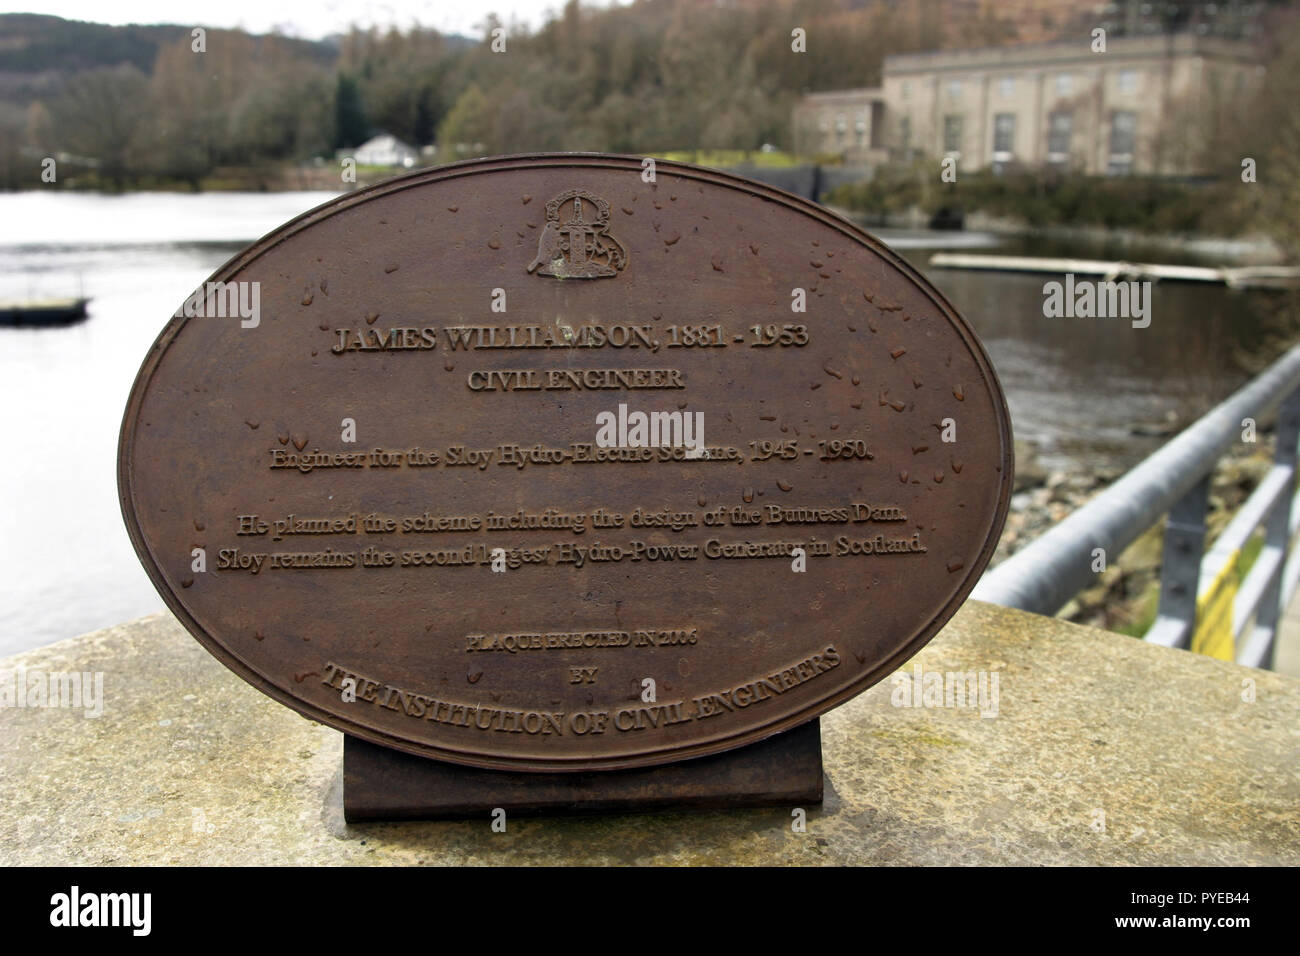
[[527, 189, 627, 279]]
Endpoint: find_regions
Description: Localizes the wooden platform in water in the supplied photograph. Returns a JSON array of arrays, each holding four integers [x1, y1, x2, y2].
[[928, 253, 1300, 289]]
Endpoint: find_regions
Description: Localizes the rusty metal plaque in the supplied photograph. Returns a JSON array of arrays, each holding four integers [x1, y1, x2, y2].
[[119, 154, 1012, 773]]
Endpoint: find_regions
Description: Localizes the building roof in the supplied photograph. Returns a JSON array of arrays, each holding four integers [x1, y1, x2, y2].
[[356, 134, 416, 153], [883, 33, 1262, 75], [797, 87, 883, 104]]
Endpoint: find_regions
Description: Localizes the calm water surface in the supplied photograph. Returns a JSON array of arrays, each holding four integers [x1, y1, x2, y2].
[[0, 191, 1288, 653]]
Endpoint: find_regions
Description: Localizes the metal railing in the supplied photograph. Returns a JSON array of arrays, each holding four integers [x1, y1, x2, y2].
[[972, 342, 1300, 670]]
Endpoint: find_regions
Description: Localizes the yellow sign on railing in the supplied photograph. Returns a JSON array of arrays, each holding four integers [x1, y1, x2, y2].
[[1192, 557, 1238, 661]]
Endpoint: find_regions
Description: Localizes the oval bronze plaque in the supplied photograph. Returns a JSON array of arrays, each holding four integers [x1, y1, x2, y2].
[[119, 154, 1012, 772]]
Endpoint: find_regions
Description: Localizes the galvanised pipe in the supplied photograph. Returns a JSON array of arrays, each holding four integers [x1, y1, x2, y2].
[[972, 342, 1300, 615]]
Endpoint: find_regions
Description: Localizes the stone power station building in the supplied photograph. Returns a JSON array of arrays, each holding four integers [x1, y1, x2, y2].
[[794, 34, 1263, 176]]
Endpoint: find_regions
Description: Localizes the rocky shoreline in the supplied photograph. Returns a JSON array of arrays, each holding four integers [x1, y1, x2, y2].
[[994, 433, 1276, 635]]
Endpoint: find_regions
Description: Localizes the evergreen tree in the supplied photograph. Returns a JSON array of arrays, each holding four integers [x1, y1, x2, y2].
[[334, 73, 367, 149]]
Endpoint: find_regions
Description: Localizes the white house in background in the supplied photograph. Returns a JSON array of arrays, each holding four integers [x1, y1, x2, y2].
[[352, 134, 418, 168]]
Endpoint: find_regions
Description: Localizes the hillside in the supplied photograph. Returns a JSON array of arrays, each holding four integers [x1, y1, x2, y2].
[[0, 14, 337, 107]]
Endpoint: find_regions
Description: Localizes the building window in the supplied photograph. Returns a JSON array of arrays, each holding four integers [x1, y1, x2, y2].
[[855, 115, 867, 146], [947, 79, 962, 100], [999, 76, 1015, 98], [1047, 111, 1072, 161], [900, 116, 912, 154], [1056, 73, 1073, 95], [1117, 69, 1138, 93], [1108, 111, 1136, 174], [901, 80, 912, 100], [992, 113, 1016, 160], [943, 114, 963, 155], [835, 113, 846, 143]]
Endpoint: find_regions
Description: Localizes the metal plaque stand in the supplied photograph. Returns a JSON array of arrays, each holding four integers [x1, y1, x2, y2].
[[342, 719, 823, 822]]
